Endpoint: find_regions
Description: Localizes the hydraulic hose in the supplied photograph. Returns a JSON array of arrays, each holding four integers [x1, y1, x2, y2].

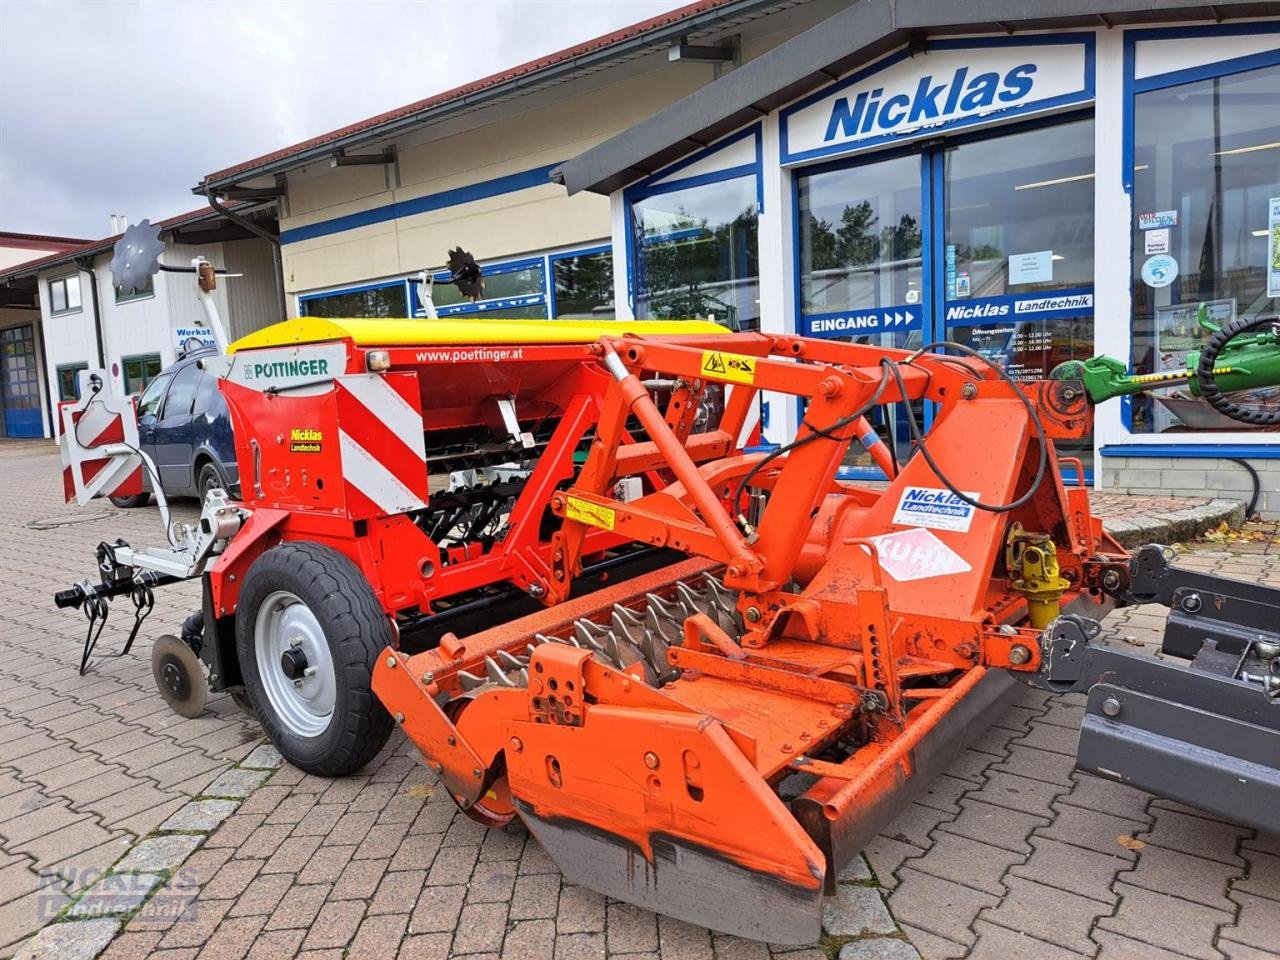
[[895, 340, 1049, 513]]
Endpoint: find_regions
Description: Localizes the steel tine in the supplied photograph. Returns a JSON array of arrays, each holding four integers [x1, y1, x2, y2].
[[485, 656, 517, 688], [457, 670, 487, 692], [676, 580, 712, 621], [496, 649, 526, 670], [573, 619, 609, 653], [611, 604, 647, 646], [703, 573, 743, 633]]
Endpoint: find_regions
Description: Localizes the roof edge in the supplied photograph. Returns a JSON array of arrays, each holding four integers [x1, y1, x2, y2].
[[194, 0, 774, 193], [0, 201, 272, 285]]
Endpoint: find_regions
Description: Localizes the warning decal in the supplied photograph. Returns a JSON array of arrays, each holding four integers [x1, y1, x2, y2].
[[565, 496, 616, 531], [870, 528, 972, 583], [700, 350, 757, 385]]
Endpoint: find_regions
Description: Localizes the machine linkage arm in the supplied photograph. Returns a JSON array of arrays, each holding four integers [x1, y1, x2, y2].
[[1024, 545, 1280, 832], [52, 490, 249, 674]]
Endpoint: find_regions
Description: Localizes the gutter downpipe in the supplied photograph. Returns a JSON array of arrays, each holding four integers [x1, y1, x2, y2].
[[76, 256, 106, 369], [203, 189, 288, 323]]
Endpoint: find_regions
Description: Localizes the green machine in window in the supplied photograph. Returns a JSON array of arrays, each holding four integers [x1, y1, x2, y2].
[[1056, 306, 1280, 427]]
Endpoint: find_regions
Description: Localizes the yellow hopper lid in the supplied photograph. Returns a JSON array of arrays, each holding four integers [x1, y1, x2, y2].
[[229, 316, 732, 352]]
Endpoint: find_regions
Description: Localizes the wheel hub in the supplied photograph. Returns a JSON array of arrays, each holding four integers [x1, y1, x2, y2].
[[255, 590, 336, 738], [280, 645, 309, 681], [161, 658, 187, 696]]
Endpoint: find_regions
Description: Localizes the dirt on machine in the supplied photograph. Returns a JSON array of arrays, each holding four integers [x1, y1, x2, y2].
[[53, 224, 1280, 944]]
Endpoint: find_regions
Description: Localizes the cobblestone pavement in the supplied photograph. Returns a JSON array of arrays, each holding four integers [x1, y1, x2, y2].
[[1, 440, 1276, 960]]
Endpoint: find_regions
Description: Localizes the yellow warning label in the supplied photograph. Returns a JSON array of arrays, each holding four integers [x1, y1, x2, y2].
[[565, 496, 616, 531], [700, 350, 757, 385]]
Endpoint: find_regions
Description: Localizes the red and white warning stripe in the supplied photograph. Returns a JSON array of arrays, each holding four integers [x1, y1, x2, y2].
[[334, 373, 428, 517], [59, 375, 145, 504]]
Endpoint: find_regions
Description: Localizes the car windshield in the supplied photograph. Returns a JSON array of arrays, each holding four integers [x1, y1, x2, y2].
[[163, 364, 201, 419], [138, 373, 171, 417]]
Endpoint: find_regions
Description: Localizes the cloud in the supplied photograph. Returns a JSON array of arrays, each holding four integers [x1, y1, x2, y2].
[[0, 0, 688, 238]]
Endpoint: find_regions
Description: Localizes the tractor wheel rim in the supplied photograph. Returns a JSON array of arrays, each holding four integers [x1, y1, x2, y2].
[[255, 590, 336, 738]]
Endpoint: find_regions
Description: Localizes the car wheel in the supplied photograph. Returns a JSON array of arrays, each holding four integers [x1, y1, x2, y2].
[[197, 461, 224, 501], [235, 541, 394, 776], [109, 493, 151, 508]]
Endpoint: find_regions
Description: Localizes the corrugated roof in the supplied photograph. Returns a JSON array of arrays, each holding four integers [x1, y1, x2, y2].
[[196, 0, 774, 191], [0, 231, 91, 248]]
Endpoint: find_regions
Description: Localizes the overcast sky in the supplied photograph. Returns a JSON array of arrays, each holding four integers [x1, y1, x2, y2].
[[0, 0, 689, 240]]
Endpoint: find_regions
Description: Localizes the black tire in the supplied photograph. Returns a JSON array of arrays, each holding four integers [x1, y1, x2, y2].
[[236, 541, 394, 776], [197, 460, 224, 500], [229, 690, 259, 719], [110, 492, 150, 508]]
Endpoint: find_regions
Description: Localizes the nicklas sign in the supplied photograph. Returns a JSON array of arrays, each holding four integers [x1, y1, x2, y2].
[[781, 39, 1093, 164]]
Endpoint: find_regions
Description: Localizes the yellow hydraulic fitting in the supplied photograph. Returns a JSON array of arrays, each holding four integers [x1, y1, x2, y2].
[[1005, 523, 1071, 630]]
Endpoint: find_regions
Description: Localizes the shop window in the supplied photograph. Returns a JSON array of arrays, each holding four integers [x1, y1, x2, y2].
[[944, 119, 1095, 304], [414, 258, 549, 319], [798, 153, 924, 326], [122, 353, 163, 395], [945, 117, 1096, 468], [57, 362, 88, 401], [301, 282, 407, 318], [48, 275, 82, 315], [115, 275, 154, 303], [631, 175, 759, 331], [1129, 62, 1280, 434], [797, 153, 923, 470], [552, 249, 614, 319]]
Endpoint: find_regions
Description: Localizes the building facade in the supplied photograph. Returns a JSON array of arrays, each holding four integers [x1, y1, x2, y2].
[[0, 206, 279, 438], [555, 2, 1280, 509]]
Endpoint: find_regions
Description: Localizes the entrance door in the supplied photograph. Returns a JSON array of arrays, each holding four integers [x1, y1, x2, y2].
[[1, 325, 43, 438], [796, 114, 1096, 476], [941, 116, 1096, 470], [797, 150, 926, 467]]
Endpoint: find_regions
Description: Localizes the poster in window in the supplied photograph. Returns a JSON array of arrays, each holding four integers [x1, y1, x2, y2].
[[1269, 197, 1280, 299]]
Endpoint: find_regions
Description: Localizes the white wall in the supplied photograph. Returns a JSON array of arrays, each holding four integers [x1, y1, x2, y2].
[[277, 8, 833, 299], [36, 236, 273, 436]]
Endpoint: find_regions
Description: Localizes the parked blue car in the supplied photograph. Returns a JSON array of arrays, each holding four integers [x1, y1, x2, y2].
[[110, 347, 240, 507]]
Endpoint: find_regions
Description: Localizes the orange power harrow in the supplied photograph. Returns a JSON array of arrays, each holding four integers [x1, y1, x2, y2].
[[372, 332, 1127, 943]]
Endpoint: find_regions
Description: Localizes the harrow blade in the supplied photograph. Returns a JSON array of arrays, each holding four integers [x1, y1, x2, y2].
[[518, 805, 823, 944]]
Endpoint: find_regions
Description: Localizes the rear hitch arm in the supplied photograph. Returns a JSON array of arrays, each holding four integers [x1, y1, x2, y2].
[[53, 490, 250, 674], [55, 541, 180, 674], [1021, 603, 1280, 832]]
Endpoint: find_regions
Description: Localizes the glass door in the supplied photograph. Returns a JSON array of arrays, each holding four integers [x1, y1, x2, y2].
[[1, 324, 43, 439], [796, 152, 926, 468], [793, 114, 1097, 476], [940, 117, 1097, 470]]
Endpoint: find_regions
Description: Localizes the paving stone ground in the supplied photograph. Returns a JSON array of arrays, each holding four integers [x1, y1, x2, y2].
[[1, 439, 1276, 960]]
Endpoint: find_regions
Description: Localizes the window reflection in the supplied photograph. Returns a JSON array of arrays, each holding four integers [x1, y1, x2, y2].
[[1130, 63, 1280, 433], [945, 118, 1095, 300], [798, 154, 923, 316], [553, 250, 614, 319], [302, 285, 404, 318], [631, 176, 759, 331]]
